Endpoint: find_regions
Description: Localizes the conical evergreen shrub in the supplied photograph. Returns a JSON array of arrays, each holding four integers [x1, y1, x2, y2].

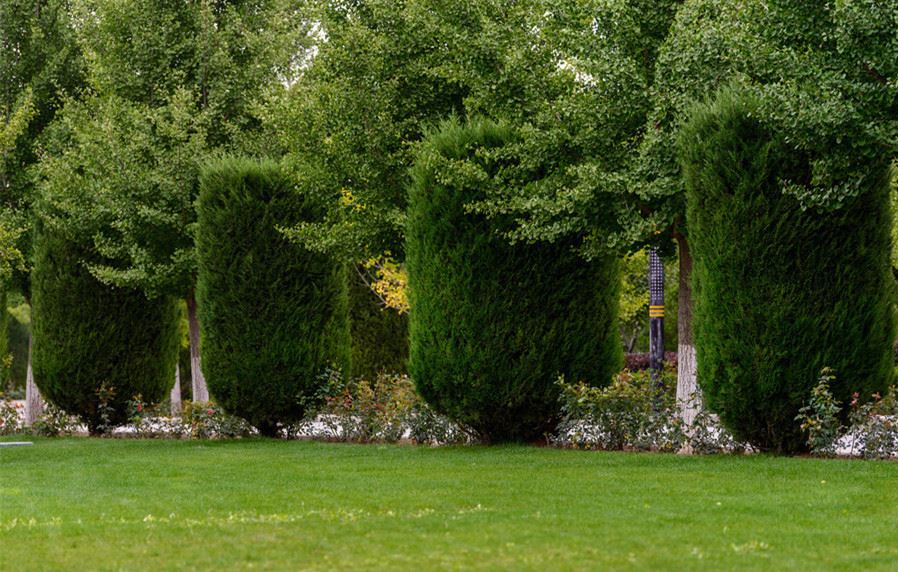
[[31, 224, 179, 433], [407, 117, 622, 443], [196, 157, 350, 436], [680, 88, 895, 453]]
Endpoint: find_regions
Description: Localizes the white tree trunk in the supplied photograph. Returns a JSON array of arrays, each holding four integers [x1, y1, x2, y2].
[[675, 235, 701, 453], [186, 290, 209, 403], [170, 363, 182, 417], [24, 331, 43, 427]]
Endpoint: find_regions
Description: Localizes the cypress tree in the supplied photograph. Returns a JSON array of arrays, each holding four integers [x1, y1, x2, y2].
[[196, 157, 350, 436], [680, 88, 895, 453], [31, 224, 179, 433], [407, 118, 622, 443]]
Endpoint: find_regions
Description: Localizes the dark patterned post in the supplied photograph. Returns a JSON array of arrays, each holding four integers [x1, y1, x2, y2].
[[649, 249, 665, 380]]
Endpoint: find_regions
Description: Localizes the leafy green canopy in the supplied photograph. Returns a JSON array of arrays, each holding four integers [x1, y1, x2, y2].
[[0, 0, 83, 290], [680, 88, 895, 453], [31, 224, 179, 433], [407, 117, 622, 443], [269, 0, 679, 261], [196, 157, 350, 436], [633, 0, 898, 241], [457, 0, 898, 258], [36, 93, 203, 296], [36, 0, 308, 297]]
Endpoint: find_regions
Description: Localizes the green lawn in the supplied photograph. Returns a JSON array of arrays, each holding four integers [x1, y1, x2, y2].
[[1, 439, 897, 571]]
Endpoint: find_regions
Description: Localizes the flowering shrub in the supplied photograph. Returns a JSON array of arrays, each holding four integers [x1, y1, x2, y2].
[[795, 369, 842, 457], [555, 368, 743, 454], [555, 369, 684, 452], [797, 369, 898, 459], [686, 404, 745, 455], [31, 402, 79, 437], [307, 373, 468, 445], [184, 402, 255, 439], [0, 396, 22, 435], [845, 390, 898, 460]]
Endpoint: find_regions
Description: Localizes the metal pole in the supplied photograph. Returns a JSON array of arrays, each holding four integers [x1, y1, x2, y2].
[[648, 248, 665, 381]]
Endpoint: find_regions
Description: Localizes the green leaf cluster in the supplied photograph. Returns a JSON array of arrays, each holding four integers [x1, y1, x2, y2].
[[271, 0, 679, 261], [36, 0, 309, 297]]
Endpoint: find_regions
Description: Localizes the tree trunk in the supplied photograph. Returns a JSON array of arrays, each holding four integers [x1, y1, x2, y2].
[[24, 331, 43, 426], [675, 235, 701, 452], [170, 363, 182, 417], [186, 290, 209, 403]]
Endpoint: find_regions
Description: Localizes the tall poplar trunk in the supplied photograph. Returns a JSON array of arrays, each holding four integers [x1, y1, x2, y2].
[[186, 290, 208, 403], [24, 330, 43, 426], [170, 363, 182, 417], [675, 235, 700, 452]]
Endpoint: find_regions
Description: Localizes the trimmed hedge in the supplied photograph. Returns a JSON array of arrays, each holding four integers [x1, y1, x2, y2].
[[31, 224, 179, 433], [196, 157, 350, 436], [680, 88, 895, 453], [407, 117, 622, 443]]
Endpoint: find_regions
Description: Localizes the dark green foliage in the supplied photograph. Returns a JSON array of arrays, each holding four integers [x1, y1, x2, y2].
[[196, 157, 351, 436], [680, 88, 895, 453], [6, 303, 29, 391], [0, 290, 7, 387], [31, 225, 179, 433], [349, 271, 408, 378], [407, 118, 622, 443]]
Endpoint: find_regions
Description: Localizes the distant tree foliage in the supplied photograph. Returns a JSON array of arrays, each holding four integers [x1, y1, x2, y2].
[[31, 224, 179, 433], [5, 299, 30, 391], [0, 0, 84, 295], [196, 157, 350, 436], [407, 118, 622, 443], [680, 88, 895, 453], [349, 270, 408, 378]]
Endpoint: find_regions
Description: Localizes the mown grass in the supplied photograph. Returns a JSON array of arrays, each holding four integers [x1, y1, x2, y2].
[[1, 438, 897, 571]]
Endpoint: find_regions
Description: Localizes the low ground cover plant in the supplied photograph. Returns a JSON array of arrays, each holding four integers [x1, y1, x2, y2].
[[9, 366, 898, 459]]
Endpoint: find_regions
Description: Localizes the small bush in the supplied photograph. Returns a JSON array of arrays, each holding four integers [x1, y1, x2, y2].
[[313, 372, 468, 444], [407, 117, 622, 443], [555, 369, 742, 454], [0, 395, 21, 435], [184, 402, 255, 439], [795, 369, 843, 457], [555, 370, 682, 452], [30, 402, 80, 437], [197, 157, 351, 436]]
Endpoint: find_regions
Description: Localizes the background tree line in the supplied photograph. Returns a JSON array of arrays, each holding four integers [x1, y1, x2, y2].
[[0, 0, 896, 452]]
